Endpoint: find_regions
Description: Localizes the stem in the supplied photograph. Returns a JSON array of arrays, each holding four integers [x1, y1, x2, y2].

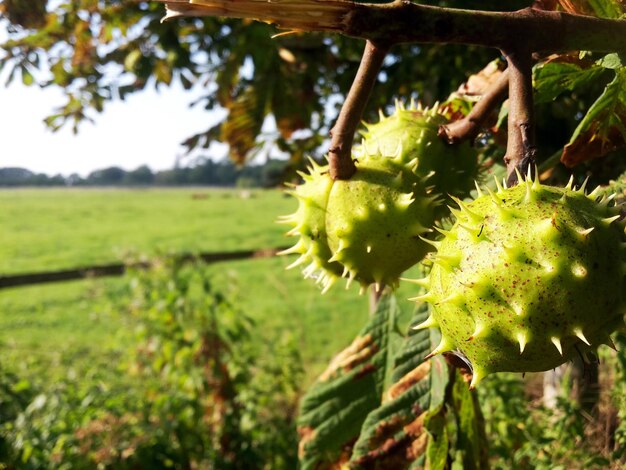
[[438, 69, 509, 144], [503, 48, 536, 185], [161, 2, 626, 54], [369, 285, 384, 315], [329, 40, 390, 180], [344, 4, 626, 53]]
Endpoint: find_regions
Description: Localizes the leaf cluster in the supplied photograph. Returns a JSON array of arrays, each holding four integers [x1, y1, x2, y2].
[[297, 293, 489, 469]]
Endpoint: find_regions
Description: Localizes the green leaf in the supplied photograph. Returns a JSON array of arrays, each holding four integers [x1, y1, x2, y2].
[[215, 50, 243, 107], [297, 292, 405, 470], [439, 95, 474, 122], [424, 405, 449, 470], [348, 303, 450, 468], [153, 59, 173, 85], [21, 66, 34, 86], [124, 49, 143, 72], [533, 61, 606, 104], [270, 47, 328, 162], [449, 370, 489, 470], [344, 302, 489, 470], [271, 66, 315, 139], [562, 67, 626, 167], [597, 53, 625, 70], [495, 99, 509, 130], [587, 0, 624, 18]]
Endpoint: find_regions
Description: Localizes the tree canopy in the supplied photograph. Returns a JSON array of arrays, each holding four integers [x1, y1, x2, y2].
[[0, 0, 625, 183], [0, 1, 520, 163]]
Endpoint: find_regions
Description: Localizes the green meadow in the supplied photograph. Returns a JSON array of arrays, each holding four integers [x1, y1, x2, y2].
[[0, 188, 419, 380], [1, 190, 616, 469], [0, 188, 292, 274]]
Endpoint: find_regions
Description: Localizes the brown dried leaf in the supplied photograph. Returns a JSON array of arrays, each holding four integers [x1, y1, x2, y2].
[[557, 0, 625, 16], [297, 294, 405, 469], [541, 52, 595, 67], [456, 60, 505, 98], [562, 118, 626, 167], [0, 0, 47, 28], [557, 0, 591, 14], [349, 412, 429, 468], [439, 60, 505, 122], [385, 362, 431, 402], [318, 334, 378, 382], [221, 84, 268, 164]]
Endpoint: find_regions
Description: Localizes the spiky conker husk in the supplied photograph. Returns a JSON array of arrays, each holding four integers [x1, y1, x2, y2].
[[279, 104, 481, 292], [359, 102, 480, 208], [412, 174, 626, 388], [279, 154, 438, 293], [278, 160, 344, 288]]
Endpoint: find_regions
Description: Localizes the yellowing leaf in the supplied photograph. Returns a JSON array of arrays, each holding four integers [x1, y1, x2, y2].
[[557, 0, 625, 17], [297, 294, 406, 470], [221, 84, 269, 164], [348, 303, 447, 467]]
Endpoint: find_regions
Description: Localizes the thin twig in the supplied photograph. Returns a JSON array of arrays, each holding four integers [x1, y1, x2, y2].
[[503, 47, 536, 185], [439, 69, 510, 144], [328, 40, 390, 180]]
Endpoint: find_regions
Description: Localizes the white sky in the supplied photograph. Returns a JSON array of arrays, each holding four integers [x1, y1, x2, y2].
[[0, 80, 228, 176]]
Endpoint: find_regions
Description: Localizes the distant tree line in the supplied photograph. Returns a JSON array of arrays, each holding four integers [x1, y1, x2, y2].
[[0, 158, 288, 188]]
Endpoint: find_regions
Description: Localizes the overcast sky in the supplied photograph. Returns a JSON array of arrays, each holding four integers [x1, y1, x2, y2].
[[0, 79, 228, 177]]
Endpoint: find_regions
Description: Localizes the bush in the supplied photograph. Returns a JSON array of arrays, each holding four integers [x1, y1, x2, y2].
[[0, 260, 303, 469]]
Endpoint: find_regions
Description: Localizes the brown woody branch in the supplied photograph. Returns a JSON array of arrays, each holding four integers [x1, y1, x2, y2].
[[328, 40, 389, 180], [157, 1, 626, 180], [158, 2, 626, 54], [438, 69, 509, 145], [344, 3, 626, 52], [503, 48, 536, 185]]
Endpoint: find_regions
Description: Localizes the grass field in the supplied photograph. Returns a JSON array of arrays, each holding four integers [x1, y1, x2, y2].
[[0, 188, 421, 382], [0, 187, 293, 274], [0, 257, 421, 382], [3, 190, 620, 468]]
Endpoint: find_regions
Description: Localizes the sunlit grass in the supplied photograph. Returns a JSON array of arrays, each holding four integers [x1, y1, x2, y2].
[[0, 187, 422, 383], [0, 187, 294, 274], [0, 256, 422, 383]]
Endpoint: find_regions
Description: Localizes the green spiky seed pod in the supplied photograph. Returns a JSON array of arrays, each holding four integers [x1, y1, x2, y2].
[[359, 101, 480, 207], [412, 174, 626, 388], [277, 159, 344, 289], [280, 154, 438, 293]]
